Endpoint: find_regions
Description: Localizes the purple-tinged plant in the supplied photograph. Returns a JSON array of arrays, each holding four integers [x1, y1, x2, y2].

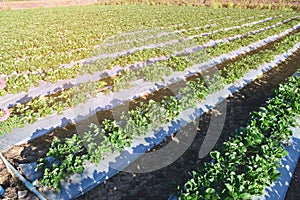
[[0, 108, 9, 122], [0, 79, 6, 90]]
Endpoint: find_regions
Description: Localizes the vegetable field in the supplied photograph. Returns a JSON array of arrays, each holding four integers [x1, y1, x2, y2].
[[0, 3, 299, 200]]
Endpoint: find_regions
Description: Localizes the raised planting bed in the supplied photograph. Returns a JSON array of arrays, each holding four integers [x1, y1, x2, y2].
[[69, 52, 300, 199], [255, 72, 300, 200], [15, 40, 300, 199], [1, 5, 300, 200], [173, 74, 300, 199], [1, 18, 300, 150], [0, 14, 293, 108], [0, 6, 281, 94], [1, 45, 299, 200]]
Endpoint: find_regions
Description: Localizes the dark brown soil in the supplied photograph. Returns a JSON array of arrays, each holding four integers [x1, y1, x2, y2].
[[0, 125, 75, 199], [286, 158, 300, 200], [0, 0, 98, 10]]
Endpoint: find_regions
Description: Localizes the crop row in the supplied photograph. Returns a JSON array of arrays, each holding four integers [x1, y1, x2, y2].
[[0, 16, 297, 97], [2, 19, 300, 123], [1, 18, 296, 119], [2, 23, 299, 154], [33, 34, 300, 190], [88, 15, 288, 70], [91, 15, 261, 56], [0, 24, 299, 136], [43, 17, 300, 85], [175, 74, 300, 200], [1, 14, 279, 80], [90, 15, 272, 56], [0, 6, 278, 76], [2, 14, 254, 78], [0, 15, 290, 109], [104, 21, 300, 89]]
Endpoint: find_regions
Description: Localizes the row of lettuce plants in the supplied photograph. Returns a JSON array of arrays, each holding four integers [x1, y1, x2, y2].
[[1, 15, 297, 96], [1, 6, 274, 76], [83, 15, 294, 75], [175, 74, 300, 200], [0, 29, 299, 136], [34, 39, 300, 190], [111, 27, 300, 88]]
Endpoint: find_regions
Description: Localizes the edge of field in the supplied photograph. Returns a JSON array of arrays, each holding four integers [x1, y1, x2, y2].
[[1, 0, 300, 11]]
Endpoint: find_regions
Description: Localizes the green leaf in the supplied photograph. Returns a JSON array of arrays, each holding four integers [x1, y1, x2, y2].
[[210, 151, 221, 160], [225, 183, 234, 192], [239, 193, 252, 199]]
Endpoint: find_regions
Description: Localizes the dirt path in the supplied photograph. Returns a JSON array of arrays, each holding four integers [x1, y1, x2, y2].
[[1, 0, 299, 11], [286, 158, 300, 200], [0, 0, 99, 10]]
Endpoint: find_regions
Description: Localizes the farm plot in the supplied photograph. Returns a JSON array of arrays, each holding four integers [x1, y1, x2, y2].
[[76, 55, 300, 200], [0, 4, 299, 200]]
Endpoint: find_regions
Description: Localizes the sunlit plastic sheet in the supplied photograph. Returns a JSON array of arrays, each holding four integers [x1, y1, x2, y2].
[[18, 47, 300, 200]]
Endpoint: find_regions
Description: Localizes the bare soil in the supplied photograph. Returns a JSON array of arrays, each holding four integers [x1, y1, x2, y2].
[[286, 158, 300, 200], [0, 0, 98, 10]]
